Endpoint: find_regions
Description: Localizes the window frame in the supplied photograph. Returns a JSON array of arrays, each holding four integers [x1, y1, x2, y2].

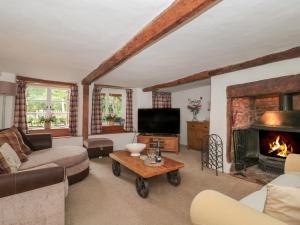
[[26, 84, 71, 135], [100, 88, 126, 133]]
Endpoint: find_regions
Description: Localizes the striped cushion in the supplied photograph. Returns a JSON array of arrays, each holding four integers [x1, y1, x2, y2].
[[0, 129, 28, 162], [0, 143, 21, 173], [0, 148, 10, 174], [11, 126, 31, 155]]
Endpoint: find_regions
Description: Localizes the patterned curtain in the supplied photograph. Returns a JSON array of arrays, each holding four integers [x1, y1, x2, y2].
[[125, 89, 133, 132], [152, 92, 172, 108], [69, 85, 78, 136], [91, 86, 102, 134], [14, 80, 28, 133]]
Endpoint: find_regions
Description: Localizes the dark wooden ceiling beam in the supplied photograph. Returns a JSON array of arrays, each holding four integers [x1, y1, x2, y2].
[[143, 46, 300, 92], [82, 0, 218, 85]]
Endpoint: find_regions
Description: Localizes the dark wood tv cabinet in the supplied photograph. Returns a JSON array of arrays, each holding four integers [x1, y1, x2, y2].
[[137, 134, 180, 153]]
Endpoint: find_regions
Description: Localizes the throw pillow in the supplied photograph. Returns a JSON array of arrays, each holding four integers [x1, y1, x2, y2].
[[0, 148, 11, 174], [17, 127, 34, 150], [0, 143, 21, 173], [11, 126, 31, 155], [0, 129, 28, 162], [264, 184, 300, 225]]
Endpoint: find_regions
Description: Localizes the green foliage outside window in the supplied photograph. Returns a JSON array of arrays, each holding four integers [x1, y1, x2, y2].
[[26, 86, 70, 129], [101, 93, 124, 125]]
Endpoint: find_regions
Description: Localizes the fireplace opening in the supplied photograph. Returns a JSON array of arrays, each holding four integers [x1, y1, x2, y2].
[[259, 130, 300, 158]]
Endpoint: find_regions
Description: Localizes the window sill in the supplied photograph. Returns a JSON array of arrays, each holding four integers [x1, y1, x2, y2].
[[29, 128, 70, 137], [101, 125, 125, 134]]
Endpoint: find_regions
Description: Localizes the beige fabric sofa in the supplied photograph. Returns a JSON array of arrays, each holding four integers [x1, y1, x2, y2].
[[190, 154, 300, 225], [0, 132, 90, 225], [20, 132, 90, 184], [0, 163, 66, 225]]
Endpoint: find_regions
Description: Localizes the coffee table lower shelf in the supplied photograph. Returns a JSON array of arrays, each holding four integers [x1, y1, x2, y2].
[[110, 151, 184, 198]]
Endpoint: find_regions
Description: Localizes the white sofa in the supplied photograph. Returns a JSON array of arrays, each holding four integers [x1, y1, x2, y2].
[[190, 154, 300, 225]]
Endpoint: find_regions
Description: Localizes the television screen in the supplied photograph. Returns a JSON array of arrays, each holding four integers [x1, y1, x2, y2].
[[138, 108, 180, 134]]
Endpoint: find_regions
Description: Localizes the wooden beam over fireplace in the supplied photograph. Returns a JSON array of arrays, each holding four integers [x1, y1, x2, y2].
[[227, 73, 300, 98], [81, 0, 218, 85], [143, 46, 300, 92]]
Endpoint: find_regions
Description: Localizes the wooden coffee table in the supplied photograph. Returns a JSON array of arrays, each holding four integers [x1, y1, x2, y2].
[[109, 151, 184, 198]]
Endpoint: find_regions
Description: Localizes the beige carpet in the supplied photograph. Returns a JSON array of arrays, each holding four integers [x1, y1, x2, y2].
[[66, 148, 262, 225]]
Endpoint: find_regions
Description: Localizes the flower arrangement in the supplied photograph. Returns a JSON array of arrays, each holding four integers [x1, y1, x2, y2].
[[40, 110, 56, 123], [187, 97, 203, 121], [104, 112, 116, 121]]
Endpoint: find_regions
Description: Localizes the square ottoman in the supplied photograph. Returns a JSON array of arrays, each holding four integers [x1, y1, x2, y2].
[[83, 138, 114, 158]]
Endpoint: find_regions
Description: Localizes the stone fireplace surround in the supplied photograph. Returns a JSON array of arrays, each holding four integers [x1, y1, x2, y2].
[[226, 73, 300, 169]]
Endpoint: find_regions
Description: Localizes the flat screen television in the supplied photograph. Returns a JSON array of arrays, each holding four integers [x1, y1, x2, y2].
[[138, 108, 180, 134]]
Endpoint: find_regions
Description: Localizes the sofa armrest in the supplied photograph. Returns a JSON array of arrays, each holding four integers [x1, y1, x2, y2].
[[25, 133, 52, 150], [0, 166, 64, 198], [285, 154, 300, 173], [190, 190, 287, 225]]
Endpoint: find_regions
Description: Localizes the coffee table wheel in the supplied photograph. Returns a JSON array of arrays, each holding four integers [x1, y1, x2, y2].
[[112, 160, 121, 177], [135, 177, 149, 198], [167, 170, 181, 186]]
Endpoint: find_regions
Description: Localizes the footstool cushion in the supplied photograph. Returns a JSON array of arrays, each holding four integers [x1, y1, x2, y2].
[[83, 138, 113, 158]]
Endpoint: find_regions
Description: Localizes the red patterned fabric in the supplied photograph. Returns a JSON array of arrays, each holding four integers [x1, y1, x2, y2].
[[91, 86, 102, 134], [125, 89, 133, 132], [14, 80, 28, 133], [152, 92, 172, 108], [69, 85, 78, 136]]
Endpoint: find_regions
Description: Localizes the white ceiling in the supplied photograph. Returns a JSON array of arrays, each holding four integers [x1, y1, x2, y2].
[[0, 0, 173, 82], [1, 0, 300, 87]]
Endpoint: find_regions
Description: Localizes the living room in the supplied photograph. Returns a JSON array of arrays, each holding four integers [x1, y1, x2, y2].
[[1, 1, 300, 225]]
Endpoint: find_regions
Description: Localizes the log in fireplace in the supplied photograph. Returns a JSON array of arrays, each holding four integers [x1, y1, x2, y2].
[[234, 94, 300, 173]]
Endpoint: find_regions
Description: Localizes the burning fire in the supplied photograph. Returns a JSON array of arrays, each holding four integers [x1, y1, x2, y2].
[[268, 135, 293, 157]]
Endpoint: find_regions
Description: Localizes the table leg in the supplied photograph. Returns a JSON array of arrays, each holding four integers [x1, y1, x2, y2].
[[167, 170, 181, 186], [112, 160, 121, 176], [135, 176, 149, 198]]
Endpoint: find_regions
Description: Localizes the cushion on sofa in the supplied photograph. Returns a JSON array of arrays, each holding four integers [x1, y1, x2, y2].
[[11, 126, 31, 155], [0, 143, 21, 173], [264, 184, 300, 225], [240, 173, 300, 212], [19, 145, 88, 170], [0, 129, 28, 162]]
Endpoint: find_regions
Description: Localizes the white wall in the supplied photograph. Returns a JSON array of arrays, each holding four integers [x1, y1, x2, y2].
[[210, 57, 300, 173], [0, 72, 16, 128], [172, 85, 211, 145]]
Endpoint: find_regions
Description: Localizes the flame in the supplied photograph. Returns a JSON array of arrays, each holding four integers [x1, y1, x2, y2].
[[268, 135, 293, 157]]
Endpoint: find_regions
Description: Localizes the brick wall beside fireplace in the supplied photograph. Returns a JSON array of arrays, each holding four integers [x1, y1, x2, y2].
[[232, 95, 300, 130]]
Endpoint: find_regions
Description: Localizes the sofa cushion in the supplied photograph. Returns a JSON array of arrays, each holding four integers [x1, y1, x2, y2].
[[0, 147, 11, 174], [0, 143, 21, 173], [19, 146, 88, 170], [11, 126, 31, 155], [240, 173, 300, 212], [0, 129, 28, 162], [264, 184, 300, 225]]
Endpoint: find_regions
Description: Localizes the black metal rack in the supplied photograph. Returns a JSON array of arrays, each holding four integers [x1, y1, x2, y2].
[[201, 134, 224, 176]]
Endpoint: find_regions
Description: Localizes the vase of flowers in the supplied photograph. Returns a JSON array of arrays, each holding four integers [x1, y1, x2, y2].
[[187, 97, 203, 121], [40, 110, 56, 130]]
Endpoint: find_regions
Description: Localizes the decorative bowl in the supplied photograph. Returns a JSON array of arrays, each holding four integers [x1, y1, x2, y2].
[[126, 143, 146, 157]]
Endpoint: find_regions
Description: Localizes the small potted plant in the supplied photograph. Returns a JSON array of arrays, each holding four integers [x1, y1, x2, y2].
[[105, 112, 116, 126], [187, 97, 203, 121], [40, 111, 56, 130]]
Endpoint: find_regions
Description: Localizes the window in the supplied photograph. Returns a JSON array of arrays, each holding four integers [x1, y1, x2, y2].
[[26, 85, 70, 130], [101, 92, 125, 126]]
